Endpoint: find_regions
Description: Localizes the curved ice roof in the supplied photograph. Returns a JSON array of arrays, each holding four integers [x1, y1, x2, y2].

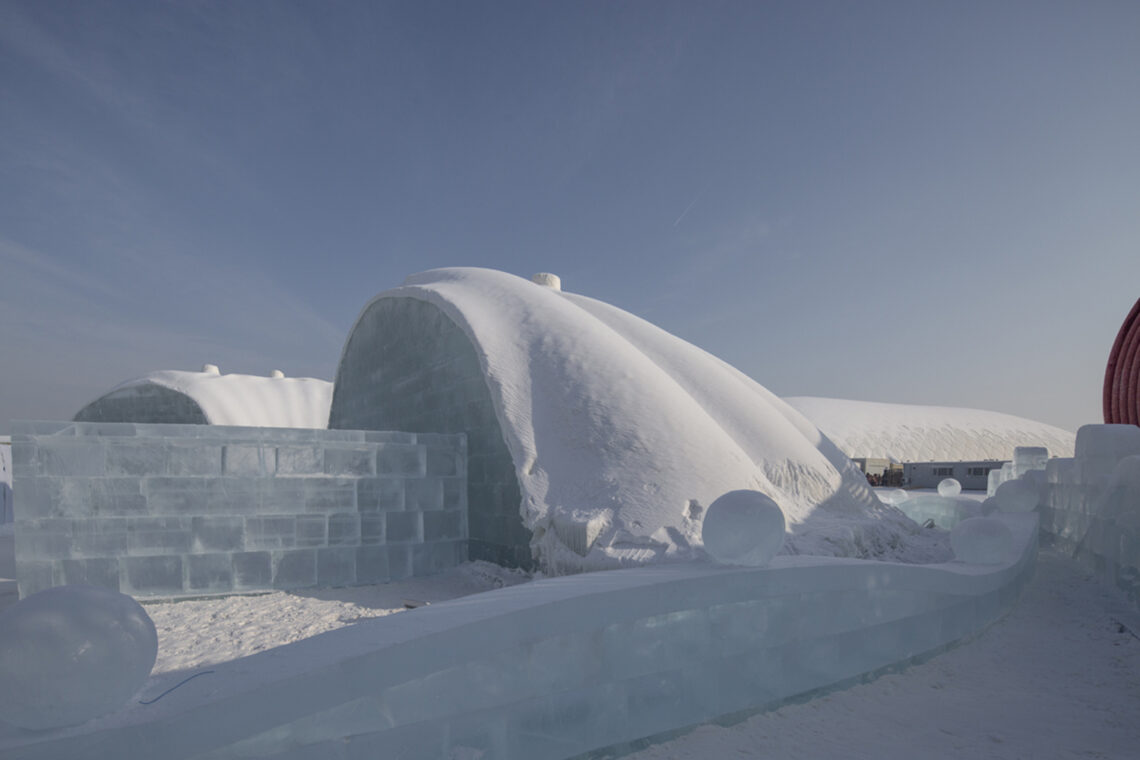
[[333, 268, 940, 572], [74, 370, 333, 429], [783, 396, 1076, 463]]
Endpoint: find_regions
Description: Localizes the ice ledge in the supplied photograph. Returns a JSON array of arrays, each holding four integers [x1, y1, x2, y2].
[[0, 514, 1037, 760]]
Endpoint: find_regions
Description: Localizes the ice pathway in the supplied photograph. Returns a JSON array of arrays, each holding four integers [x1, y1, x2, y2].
[[626, 547, 1140, 760]]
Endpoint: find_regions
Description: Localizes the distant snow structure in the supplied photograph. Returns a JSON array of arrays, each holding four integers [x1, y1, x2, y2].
[[330, 267, 932, 574], [74, 369, 333, 428], [783, 397, 1076, 463]]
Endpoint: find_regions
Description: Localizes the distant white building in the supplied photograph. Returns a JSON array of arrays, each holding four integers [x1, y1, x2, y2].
[[903, 460, 1006, 491], [784, 396, 1075, 463]]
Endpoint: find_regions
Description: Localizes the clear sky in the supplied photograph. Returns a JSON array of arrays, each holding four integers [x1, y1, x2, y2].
[[2, 0, 1138, 435]]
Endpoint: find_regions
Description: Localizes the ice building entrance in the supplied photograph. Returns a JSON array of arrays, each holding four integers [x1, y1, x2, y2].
[[330, 295, 532, 569]]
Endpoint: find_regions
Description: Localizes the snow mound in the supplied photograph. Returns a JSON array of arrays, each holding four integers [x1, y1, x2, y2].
[[335, 268, 934, 572], [75, 370, 333, 428], [784, 396, 1075, 463]]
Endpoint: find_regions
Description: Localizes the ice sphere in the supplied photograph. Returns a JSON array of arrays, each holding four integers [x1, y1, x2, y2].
[[993, 479, 1038, 513], [0, 585, 157, 730], [951, 517, 1014, 564], [880, 489, 908, 505], [701, 490, 785, 566], [937, 478, 961, 497]]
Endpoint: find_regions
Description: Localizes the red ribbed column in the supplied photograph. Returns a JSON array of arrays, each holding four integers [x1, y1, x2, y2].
[[1104, 297, 1140, 425]]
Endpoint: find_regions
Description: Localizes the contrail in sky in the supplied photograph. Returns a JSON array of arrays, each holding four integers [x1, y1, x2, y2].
[[672, 184, 708, 227]]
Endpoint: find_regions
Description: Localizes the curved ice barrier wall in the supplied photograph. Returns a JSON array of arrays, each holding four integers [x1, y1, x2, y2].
[[0, 513, 1037, 760], [1037, 424, 1140, 609]]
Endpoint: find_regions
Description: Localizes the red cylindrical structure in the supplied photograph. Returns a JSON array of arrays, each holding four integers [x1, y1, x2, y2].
[[1104, 297, 1140, 425]]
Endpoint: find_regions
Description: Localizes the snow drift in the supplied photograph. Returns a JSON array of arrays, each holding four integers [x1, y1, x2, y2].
[[331, 268, 938, 573], [784, 396, 1076, 463]]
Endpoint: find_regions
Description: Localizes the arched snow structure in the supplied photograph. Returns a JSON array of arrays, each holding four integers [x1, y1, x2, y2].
[[330, 268, 931, 574], [75, 370, 333, 428], [784, 397, 1076, 462]]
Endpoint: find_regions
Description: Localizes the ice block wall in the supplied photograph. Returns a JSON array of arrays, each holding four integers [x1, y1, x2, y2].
[[1038, 424, 1140, 609], [10, 421, 466, 599]]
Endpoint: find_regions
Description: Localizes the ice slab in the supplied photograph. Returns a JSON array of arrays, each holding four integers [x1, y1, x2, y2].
[[994, 479, 1038, 513], [701, 490, 785, 567], [951, 517, 1014, 564], [0, 585, 156, 730]]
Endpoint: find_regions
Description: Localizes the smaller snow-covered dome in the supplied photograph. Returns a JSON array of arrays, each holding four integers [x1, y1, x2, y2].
[[75, 369, 333, 428]]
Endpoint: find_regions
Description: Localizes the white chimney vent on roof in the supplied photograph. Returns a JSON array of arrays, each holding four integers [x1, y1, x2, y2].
[[531, 272, 561, 291], [270, 369, 285, 379], [202, 364, 221, 375]]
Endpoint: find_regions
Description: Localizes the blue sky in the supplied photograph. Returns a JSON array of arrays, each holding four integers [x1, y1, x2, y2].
[[2, 1, 1138, 434]]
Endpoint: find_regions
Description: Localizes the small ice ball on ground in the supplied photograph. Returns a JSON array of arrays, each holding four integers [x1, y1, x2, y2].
[[937, 478, 962, 497], [202, 363, 220, 375], [994, 479, 1039, 513], [951, 517, 1015, 564], [0, 585, 158, 730], [701, 490, 785, 567], [880, 488, 909, 505]]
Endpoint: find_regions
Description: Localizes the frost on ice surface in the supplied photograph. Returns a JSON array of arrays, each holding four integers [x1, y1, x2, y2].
[[951, 517, 1015, 564], [937, 478, 962, 497], [0, 585, 157, 730], [994, 479, 1039, 513], [701, 490, 786, 567]]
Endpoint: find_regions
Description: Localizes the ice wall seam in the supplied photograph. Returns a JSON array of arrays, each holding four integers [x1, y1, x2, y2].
[[11, 421, 467, 599]]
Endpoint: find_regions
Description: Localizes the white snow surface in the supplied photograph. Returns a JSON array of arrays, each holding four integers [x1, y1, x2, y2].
[[82, 370, 333, 428], [784, 396, 1076, 463], [378, 268, 934, 570]]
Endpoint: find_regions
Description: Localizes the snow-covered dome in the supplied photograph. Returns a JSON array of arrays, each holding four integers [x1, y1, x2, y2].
[[330, 267, 933, 573], [74, 369, 333, 429], [783, 397, 1076, 463]]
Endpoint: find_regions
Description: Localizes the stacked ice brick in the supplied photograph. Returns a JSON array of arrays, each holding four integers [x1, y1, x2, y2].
[[1035, 425, 1140, 607], [11, 421, 466, 599]]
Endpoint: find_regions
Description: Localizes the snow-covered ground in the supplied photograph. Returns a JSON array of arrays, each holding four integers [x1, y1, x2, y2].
[[626, 546, 1140, 760], [140, 561, 530, 675]]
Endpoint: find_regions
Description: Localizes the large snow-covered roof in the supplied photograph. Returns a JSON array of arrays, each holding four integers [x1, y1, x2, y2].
[[783, 396, 1076, 463], [333, 267, 937, 572], [74, 370, 333, 429]]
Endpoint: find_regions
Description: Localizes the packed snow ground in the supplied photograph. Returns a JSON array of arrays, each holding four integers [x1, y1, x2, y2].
[[140, 561, 530, 675], [625, 546, 1140, 760]]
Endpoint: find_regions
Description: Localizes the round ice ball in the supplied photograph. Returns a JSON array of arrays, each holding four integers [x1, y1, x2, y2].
[[951, 517, 1015, 564], [994, 479, 1039, 513], [0, 585, 158, 730], [701, 490, 786, 567], [880, 489, 909, 506], [937, 478, 962, 497]]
